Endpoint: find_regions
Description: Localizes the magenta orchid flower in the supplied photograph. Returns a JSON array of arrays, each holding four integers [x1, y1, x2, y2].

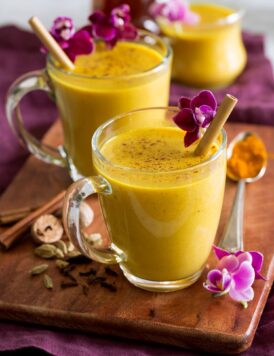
[[204, 268, 232, 295], [46, 17, 94, 62], [51, 17, 75, 42], [173, 90, 217, 147], [204, 245, 266, 308], [149, 0, 200, 25], [88, 4, 138, 48], [43, 5, 137, 62]]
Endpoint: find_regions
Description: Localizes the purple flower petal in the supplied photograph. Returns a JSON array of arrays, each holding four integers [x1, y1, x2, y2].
[[204, 268, 232, 294], [234, 250, 244, 257], [213, 245, 230, 260], [89, 11, 105, 23], [184, 127, 200, 147], [149, 0, 199, 24], [190, 90, 217, 112], [233, 261, 255, 291], [149, 3, 165, 18], [51, 16, 75, 41], [111, 4, 131, 27], [89, 11, 117, 42], [178, 97, 191, 109], [89, 5, 137, 46], [173, 108, 196, 132], [65, 30, 94, 62], [229, 285, 254, 302], [237, 252, 253, 264], [173, 90, 217, 147], [184, 10, 201, 25], [217, 255, 239, 273], [250, 251, 263, 269], [207, 269, 223, 286], [120, 23, 138, 40], [203, 283, 224, 294], [198, 105, 216, 128], [249, 251, 263, 272], [237, 251, 266, 280]]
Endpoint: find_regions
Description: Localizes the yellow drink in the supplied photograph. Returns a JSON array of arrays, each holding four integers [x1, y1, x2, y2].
[[47, 36, 171, 177], [95, 127, 226, 282], [160, 3, 246, 88]]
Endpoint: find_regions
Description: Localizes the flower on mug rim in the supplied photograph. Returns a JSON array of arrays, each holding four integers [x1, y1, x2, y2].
[[203, 245, 266, 308], [149, 0, 200, 25], [44, 16, 94, 62], [87, 4, 138, 48], [51, 16, 75, 42], [173, 90, 217, 147], [43, 5, 137, 62]]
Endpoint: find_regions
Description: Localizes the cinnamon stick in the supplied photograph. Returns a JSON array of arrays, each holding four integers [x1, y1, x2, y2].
[[0, 191, 65, 249], [195, 94, 238, 156], [28, 17, 75, 71], [0, 206, 40, 224]]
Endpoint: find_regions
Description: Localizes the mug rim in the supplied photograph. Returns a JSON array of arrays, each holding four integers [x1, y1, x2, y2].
[[46, 30, 172, 81], [92, 106, 227, 175]]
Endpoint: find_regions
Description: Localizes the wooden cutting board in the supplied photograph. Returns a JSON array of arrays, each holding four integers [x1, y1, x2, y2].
[[0, 121, 273, 354]]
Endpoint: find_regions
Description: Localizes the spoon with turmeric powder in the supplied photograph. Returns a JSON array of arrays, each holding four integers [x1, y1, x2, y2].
[[218, 132, 267, 253]]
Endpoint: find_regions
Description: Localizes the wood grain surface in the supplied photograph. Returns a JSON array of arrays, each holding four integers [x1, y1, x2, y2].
[[0, 121, 273, 354]]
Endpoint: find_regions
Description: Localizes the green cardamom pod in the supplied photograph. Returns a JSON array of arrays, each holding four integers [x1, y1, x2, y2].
[[30, 264, 48, 276], [34, 244, 57, 259], [54, 240, 68, 255], [55, 248, 65, 259], [43, 274, 53, 289], [56, 259, 69, 269]]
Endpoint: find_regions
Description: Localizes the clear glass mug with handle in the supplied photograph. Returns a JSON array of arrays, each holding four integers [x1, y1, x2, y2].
[[62, 107, 227, 292], [5, 31, 172, 180]]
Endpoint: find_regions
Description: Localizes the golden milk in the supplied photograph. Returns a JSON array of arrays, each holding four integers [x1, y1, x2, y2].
[[160, 3, 246, 88], [48, 41, 171, 176], [96, 127, 226, 281]]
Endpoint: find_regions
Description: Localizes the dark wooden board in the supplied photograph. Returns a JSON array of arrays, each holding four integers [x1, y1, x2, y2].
[[0, 121, 273, 354]]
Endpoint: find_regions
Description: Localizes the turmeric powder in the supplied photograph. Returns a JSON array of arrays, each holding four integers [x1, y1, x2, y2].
[[227, 134, 267, 179]]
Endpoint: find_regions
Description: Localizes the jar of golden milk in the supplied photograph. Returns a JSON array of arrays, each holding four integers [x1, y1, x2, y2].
[[157, 1, 246, 88]]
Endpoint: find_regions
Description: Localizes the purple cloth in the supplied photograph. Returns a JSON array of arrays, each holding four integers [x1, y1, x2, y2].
[[0, 26, 274, 356], [0, 26, 56, 193]]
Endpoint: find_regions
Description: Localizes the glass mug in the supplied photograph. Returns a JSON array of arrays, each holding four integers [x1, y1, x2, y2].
[[63, 107, 227, 292], [158, 0, 246, 88], [6, 31, 172, 180]]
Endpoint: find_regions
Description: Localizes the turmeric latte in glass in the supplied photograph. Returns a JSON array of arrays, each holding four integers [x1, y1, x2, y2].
[[48, 35, 171, 178], [150, 0, 246, 88], [62, 102, 227, 292], [6, 7, 172, 180]]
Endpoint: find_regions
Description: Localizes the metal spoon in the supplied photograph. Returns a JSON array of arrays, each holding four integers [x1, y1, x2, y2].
[[218, 131, 267, 253]]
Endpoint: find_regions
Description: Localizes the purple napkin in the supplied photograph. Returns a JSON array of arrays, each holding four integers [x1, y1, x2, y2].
[[0, 26, 274, 356], [0, 26, 56, 193]]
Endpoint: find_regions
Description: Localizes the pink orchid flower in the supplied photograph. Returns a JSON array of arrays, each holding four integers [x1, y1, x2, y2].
[[88, 4, 138, 48], [149, 0, 200, 25], [47, 17, 93, 62], [203, 245, 266, 308]]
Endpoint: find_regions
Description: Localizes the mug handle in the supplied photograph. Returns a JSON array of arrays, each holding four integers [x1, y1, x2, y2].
[[6, 70, 67, 167], [63, 176, 125, 264]]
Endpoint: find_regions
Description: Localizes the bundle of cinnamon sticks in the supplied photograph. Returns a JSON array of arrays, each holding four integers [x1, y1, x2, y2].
[[0, 191, 65, 249]]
